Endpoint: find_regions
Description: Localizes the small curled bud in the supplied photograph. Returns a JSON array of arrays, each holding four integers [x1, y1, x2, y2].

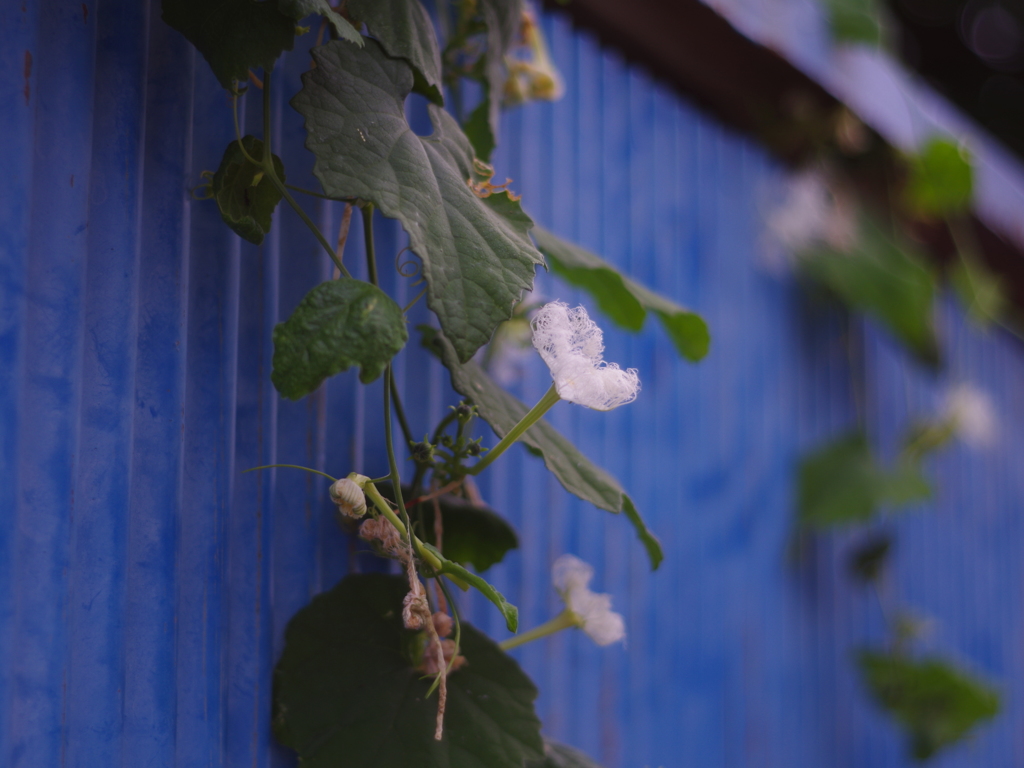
[[455, 403, 473, 420], [330, 478, 367, 519], [467, 442, 482, 457], [411, 441, 435, 463], [441, 435, 454, 448]]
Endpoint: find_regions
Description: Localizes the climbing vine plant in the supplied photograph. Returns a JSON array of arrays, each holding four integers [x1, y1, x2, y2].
[[163, 1, 709, 766], [769, 130, 1004, 759]]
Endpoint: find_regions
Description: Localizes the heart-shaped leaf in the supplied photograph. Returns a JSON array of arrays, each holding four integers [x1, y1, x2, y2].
[[857, 649, 999, 760], [272, 279, 408, 399], [799, 216, 939, 367], [210, 136, 285, 245], [797, 431, 931, 528], [423, 327, 663, 569], [162, 0, 296, 89], [533, 226, 710, 362], [291, 39, 544, 362], [273, 573, 544, 768]]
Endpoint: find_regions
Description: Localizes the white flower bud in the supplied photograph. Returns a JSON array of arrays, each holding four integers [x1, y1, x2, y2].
[[330, 477, 367, 519], [943, 384, 996, 448], [552, 554, 626, 647], [531, 302, 640, 411]]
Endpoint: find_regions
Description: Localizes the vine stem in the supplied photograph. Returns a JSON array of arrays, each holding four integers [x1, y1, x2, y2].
[[363, 204, 379, 286], [259, 69, 352, 279], [468, 384, 561, 475], [498, 610, 579, 651]]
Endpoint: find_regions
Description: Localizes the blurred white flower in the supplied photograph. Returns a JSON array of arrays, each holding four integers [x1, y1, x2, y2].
[[766, 170, 858, 254], [552, 554, 625, 646], [531, 302, 640, 411], [943, 384, 996, 448]]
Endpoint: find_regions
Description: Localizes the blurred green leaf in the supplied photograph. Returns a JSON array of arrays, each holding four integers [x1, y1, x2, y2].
[[527, 739, 607, 768], [162, 0, 296, 89], [798, 431, 931, 528], [857, 650, 1000, 760], [826, 0, 886, 45], [273, 573, 543, 768], [799, 217, 940, 367], [211, 136, 285, 245], [905, 139, 973, 217], [951, 253, 1005, 326], [272, 279, 408, 398], [849, 533, 891, 582], [533, 226, 710, 362]]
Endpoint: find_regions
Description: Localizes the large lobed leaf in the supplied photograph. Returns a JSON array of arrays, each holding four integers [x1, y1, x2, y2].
[[797, 431, 930, 528], [348, 0, 444, 104], [210, 136, 285, 245], [272, 279, 408, 399], [857, 649, 1000, 760], [292, 39, 544, 362], [799, 216, 940, 367], [533, 226, 710, 362], [425, 328, 663, 569], [162, 0, 296, 89], [274, 574, 543, 768]]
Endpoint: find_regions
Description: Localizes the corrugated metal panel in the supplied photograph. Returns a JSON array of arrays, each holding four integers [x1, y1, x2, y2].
[[2, 3, 1022, 767]]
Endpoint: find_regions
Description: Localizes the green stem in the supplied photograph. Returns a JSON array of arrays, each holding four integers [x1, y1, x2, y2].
[[382, 366, 442, 571], [498, 610, 579, 651], [241, 463, 336, 482], [391, 384, 415, 449], [468, 383, 561, 475], [363, 204, 379, 286], [259, 70, 352, 279]]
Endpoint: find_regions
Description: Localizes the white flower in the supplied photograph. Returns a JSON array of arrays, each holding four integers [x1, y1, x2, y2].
[[531, 302, 640, 411], [766, 170, 857, 253], [943, 384, 996, 448], [552, 554, 625, 646]]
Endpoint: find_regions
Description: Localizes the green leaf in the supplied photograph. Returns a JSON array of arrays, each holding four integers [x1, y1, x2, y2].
[[278, 0, 363, 44], [476, 0, 524, 144], [161, 0, 296, 89], [424, 327, 664, 570], [905, 139, 974, 217], [380, 485, 519, 572], [798, 216, 939, 367], [533, 226, 710, 362], [826, 0, 886, 45], [272, 279, 408, 399], [857, 650, 1000, 760], [527, 739, 608, 768], [848, 533, 891, 582], [274, 573, 543, 768], [797, 431, 931, 528], [292, 39, 544, 362], [951, 253, 1006, 327], [347, 0, 444, 104], [426, 544, 519, 632], [210, 136, 285, 245], [464, 92, 496, 162]]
